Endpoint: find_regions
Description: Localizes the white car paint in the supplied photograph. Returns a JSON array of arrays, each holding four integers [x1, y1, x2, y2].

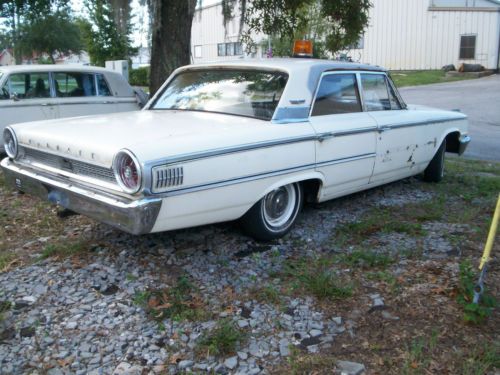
[[1, 59, 469, 237]]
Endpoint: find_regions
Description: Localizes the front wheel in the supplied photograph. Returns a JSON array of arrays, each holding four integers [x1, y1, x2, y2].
[[423, 139, 446, 182], [241, 182, 303, 241]]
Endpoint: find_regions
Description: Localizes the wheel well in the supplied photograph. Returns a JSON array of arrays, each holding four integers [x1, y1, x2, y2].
[[445, 131, 461, 154], [301, 179, 322, 203]]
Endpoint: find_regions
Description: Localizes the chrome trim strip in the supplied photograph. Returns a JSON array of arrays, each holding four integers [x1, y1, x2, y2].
[[147, 127, 379, 168], [0, 100, 136, 109], [382, 117, 463, 131], [146, 134, 319, 166], [154, 152, 376, 197]]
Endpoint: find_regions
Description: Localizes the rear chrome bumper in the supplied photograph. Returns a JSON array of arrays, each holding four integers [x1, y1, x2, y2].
[[1, 158, 162, 235], [458, 135, 471, 155]]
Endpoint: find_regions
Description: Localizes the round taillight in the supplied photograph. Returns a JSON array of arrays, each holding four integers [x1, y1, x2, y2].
[[113, 150, 142, 194], [4, 127, 18, 159]]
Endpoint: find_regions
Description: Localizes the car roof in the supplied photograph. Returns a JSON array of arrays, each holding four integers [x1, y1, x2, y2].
[[185, 58, 386, 73], [0, 64, 112, 74]]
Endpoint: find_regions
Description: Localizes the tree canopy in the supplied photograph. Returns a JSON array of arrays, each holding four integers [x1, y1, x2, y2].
[[226, 0, 371, 57], [17, 10, 83, 63], [80, 0, 136, 66]]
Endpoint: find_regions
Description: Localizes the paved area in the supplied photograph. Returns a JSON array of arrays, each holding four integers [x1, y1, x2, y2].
[[400, 74, 500, 161]]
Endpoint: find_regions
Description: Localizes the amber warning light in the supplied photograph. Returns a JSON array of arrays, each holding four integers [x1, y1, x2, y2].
[[293, 40, 313, 57]]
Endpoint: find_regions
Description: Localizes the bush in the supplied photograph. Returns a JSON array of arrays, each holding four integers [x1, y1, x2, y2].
[[129, 66, 150, 86]]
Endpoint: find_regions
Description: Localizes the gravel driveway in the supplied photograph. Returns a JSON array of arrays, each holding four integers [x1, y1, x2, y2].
[[400, 74, 500, 161]]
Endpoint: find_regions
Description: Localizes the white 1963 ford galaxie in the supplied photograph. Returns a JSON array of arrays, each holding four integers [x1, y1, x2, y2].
[[1, 59, 470, 240]]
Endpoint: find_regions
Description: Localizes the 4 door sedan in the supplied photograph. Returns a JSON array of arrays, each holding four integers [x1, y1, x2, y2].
[[0, 64, 145, 153], [1, 59, 470, 240]]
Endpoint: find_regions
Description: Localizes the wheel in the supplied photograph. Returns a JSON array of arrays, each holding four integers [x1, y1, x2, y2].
[[424, 138, 446, 182], [241, 182, 303, 241]]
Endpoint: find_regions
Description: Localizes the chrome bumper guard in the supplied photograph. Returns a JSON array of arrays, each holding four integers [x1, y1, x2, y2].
[[458, 135, 471, 156], [0, 158, 162, 235]]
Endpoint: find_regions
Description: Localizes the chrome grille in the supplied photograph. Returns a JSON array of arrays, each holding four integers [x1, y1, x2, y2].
[[153, 166, 184, 192], [20, 147, 116, 183]]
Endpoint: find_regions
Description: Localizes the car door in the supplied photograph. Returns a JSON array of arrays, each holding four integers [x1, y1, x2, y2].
[[361, 73, 431, 184], [309, 72, 378, 200], [53, 71, 131, 118], [0, 72, 59, 146]]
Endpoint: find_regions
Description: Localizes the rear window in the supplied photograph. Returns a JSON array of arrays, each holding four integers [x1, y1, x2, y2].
[[152, 69, 289, 121]]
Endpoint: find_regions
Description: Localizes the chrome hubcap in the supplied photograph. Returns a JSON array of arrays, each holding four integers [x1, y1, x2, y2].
[[262, 185, 296, 228]]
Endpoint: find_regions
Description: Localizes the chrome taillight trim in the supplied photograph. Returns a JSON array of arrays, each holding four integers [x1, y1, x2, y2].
[[112, 149, 143, 195], [152, 166, 184, 192]]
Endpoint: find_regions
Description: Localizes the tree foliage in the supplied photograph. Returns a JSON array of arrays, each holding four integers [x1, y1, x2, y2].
[[222, 0, 371, 56], [17, 10, 83, 63], [0, 0, 74, 62], [80, 0, 136, 66]]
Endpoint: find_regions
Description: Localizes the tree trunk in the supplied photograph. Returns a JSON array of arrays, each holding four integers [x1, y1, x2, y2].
[[149, 0, 196, 95]]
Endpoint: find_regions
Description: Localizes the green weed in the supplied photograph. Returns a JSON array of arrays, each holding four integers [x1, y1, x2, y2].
[[197, 319, 245, 356]]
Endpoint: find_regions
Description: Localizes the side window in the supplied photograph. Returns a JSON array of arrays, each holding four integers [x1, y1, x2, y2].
[[54, 72, 96, 97], [5, 73, 50, 99], [96, 74, 112, 96], [311, 73, 362, 116], [360, 74, 391, 111]]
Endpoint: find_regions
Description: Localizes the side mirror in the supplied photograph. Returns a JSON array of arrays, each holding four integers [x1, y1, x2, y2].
[[10, 93, 19, 101]]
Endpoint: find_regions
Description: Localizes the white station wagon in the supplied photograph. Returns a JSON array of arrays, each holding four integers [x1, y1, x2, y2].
[[0, 64, 143, 153], [1, 59, 470, 240]]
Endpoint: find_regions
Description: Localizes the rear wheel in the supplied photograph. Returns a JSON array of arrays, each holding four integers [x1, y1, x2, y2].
[[241, 182, 303, 241], [424, 139, 446, 182]]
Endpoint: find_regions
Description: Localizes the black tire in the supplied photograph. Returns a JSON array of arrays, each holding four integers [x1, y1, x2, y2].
[[424, 138, 446, 182], [241, 182, 303, 241]]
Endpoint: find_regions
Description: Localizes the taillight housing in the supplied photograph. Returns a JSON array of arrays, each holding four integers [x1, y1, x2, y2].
[[113, 149, 142, 194]]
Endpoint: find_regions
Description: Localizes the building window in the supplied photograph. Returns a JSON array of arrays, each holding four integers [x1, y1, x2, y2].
[[217, 42, 243, 56], [194, 45, 202, 58], [459, 35, 476, 59]]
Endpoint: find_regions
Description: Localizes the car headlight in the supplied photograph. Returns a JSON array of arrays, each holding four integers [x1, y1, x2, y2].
[[3, 127, 18, 159], [113, 149, 143, 194]]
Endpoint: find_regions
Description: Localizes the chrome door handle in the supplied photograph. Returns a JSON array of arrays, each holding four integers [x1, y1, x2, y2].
[[317, 132, 335, 142], [378, 126, 392, 133], [40, 103, 50, 106]]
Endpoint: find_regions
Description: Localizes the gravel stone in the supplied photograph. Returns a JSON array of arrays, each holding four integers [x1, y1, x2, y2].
[[336, 360, 366, 375]]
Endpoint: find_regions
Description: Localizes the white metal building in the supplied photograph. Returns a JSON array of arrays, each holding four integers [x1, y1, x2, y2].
[[190, 0, 500, 70]]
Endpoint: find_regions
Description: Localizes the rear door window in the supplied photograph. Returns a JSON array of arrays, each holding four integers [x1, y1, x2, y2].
[[311, 74, 362, 116], [54, 72, 96, 97], [360, 74, 392, 111]]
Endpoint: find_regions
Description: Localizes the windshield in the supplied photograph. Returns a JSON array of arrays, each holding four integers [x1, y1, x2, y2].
[[152, 69, 288, 121]]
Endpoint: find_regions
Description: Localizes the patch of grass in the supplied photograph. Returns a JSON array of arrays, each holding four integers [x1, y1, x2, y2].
[[333, 208, 425, 247], [336, 249, 395, 269], [458, 341, 500, 375], [197, 319, 245, 356], [282, 257, 354, 300], [250, 284, 282, 305], [134, 275, 209, 322], [0, 300, 12, 323], [366, 270, 401, 293], [283, 346, 337, 375], [0, 252, 16, 272], [402, 330, 440, 375], [456, 260, 496, 324], [390, 70, 474, 87], [38, 240, 90, 260]]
